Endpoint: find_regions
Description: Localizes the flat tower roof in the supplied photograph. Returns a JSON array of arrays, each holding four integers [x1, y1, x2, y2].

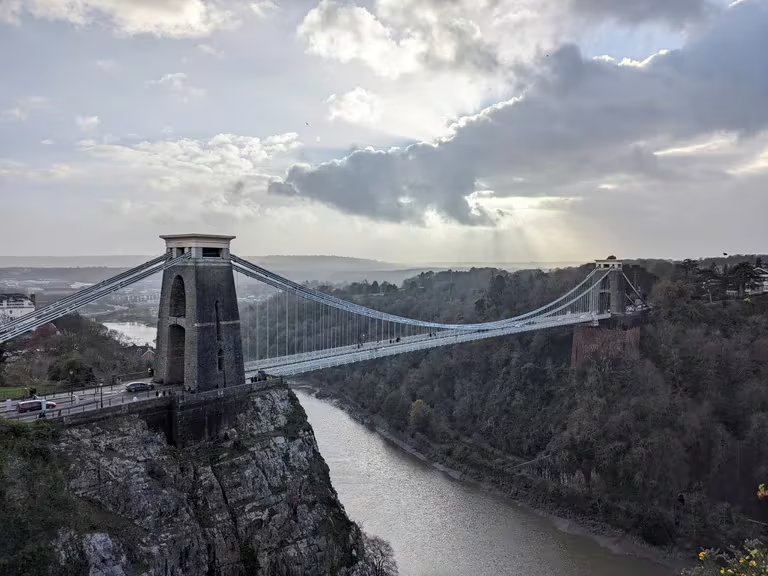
[[160, 233, 236, 249], [160, 234, 236, 240]]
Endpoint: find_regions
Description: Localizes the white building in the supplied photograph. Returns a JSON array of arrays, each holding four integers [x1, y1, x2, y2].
[[0, 293, 35, 325]]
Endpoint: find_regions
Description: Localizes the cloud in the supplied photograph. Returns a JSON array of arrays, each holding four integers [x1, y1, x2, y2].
[[147, 72, 205, 103], [96, 59, 118, 72], [297, 0, 499, 79], [74, 132, 305, 222], [250, 1, 279, 18], [326, 88, 382, 125], [297, 0, 723, 81], [1, 0, 237, 38], [197, 43, 222, 56], [0, 159, 75, 181], [0, 0, 22, 24], [40, 139, 54, 145], [80, 132, 303, 187], [75, 115, 100, 132], [270, 0, 768, 226], [0, 96, 49, 122]]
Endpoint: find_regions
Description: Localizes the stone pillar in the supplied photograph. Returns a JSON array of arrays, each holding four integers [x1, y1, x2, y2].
[[154, 234, 245, 393], [595, 258, 624, 316]]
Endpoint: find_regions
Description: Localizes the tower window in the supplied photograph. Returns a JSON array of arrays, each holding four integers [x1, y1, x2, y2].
[[217, 348, 224, 371], [202, 247, 222, 258]]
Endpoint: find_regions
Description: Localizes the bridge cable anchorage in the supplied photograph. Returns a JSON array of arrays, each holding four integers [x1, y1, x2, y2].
[[231, 255, 610, 331], [0, 252, 191, 344]]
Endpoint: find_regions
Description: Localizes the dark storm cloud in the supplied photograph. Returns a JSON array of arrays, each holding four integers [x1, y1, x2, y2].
[[271, 0, 768, 225]]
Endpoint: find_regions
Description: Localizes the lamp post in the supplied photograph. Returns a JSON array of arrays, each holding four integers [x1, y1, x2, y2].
[[69, 369, 74, 401], [99, 380, 104, 409]]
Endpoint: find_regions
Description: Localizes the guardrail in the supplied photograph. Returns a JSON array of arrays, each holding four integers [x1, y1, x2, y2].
[[2, 386, 180, 421], [1, 378, 284, 422]]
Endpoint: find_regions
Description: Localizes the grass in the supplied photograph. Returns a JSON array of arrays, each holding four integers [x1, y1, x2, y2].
[[0, 383, 62, 401]]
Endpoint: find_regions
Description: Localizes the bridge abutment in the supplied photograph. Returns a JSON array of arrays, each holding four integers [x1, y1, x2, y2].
[[58, 380, 284, 448]]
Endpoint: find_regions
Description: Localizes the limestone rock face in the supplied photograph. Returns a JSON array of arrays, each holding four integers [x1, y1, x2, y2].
[[53, 388, 362, 575]]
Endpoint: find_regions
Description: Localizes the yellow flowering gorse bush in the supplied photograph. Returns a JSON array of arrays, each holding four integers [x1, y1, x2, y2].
[[683, 541, 768, 576]]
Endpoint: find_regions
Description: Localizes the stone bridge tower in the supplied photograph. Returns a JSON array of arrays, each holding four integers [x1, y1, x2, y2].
[[154, 234, 245, 392], [596, 257, 625, 316]]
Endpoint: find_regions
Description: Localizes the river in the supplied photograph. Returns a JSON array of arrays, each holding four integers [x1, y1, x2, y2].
[[102, 322, 157, 346], [295, 390, 675, 576]]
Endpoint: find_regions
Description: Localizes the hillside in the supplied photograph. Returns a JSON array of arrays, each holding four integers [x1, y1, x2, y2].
[[275, 259, 768, 554]]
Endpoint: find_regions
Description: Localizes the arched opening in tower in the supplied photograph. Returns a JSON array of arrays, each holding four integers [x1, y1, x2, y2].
[[169, 275, 186, 317], [167, 324, 186, 384]]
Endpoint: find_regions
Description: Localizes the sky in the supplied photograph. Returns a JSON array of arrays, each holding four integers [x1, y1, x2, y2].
[[0, 0, 766, 264]]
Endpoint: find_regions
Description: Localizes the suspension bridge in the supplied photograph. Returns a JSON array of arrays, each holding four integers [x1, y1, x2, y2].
[[0, 235, 645, 396]]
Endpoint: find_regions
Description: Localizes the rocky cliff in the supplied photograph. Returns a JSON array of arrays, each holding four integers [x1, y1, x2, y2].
[[0, 387, 364, 576]]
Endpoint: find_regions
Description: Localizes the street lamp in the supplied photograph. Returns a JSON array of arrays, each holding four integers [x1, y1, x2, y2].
[[69, 369, 74, 401], [99, 379, 104, 409]]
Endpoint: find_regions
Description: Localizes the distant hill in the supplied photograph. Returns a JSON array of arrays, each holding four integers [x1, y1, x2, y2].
[[0, 254, 401, 270], [0, 254, 595, 286]]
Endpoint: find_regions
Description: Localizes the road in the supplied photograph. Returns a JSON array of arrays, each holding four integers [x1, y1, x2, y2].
[[1, 380, 181, 422]]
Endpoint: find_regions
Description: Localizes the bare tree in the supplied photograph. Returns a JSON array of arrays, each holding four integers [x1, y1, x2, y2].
[[353, 533, 398, 576]]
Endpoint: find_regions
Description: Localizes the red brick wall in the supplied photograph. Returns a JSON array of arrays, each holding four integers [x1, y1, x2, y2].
[[571, 326, 640, 367]]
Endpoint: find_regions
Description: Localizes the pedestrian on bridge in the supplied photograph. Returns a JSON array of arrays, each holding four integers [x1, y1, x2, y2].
[[4, 398, 11, 412]]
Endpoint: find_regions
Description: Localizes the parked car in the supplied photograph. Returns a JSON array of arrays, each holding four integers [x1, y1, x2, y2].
[[17, 399, 57, 413], [124, 382, 155, 393]]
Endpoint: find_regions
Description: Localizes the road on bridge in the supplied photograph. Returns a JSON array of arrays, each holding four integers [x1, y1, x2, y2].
[[1, 380, 182, 423]]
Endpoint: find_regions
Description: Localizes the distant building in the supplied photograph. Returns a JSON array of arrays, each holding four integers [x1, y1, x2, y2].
[[754, 267, 768, 293], [0, 293, 35, 325]]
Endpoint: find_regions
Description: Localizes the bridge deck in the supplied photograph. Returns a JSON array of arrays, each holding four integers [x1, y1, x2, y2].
[[245, 313, 610, 377]]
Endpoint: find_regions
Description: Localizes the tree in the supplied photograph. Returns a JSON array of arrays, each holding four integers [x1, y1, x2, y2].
[[354, 533, 398, 576], [47, 356, 94, 384], [680, 259, 699, 282], [649, 279, 692, 308], [697, 263, 730, 302], [730, 262, 760, 298], [408, 399, 431, 434]]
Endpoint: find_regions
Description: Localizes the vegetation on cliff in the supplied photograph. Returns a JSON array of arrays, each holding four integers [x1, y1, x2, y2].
[[0, 419, 92, 575], [0, 386, 394, 576]]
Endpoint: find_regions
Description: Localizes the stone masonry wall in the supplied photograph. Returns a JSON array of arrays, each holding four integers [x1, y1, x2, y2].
[[571, 325, 641, 367]]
